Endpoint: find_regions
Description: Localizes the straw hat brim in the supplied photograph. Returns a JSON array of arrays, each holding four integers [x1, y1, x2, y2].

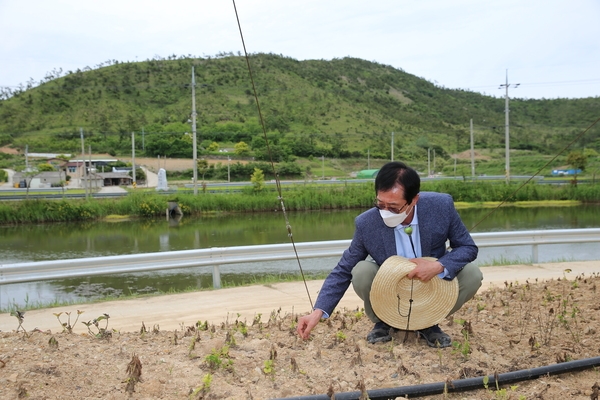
[[370, 256, 459, 331]]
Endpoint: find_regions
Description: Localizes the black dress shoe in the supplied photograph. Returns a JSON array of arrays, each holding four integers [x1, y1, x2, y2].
[[367, 321, 392, 344], [417, 324, 452, 348]]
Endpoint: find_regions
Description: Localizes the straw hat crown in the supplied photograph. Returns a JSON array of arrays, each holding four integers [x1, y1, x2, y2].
[[369, 256, 459, 331]]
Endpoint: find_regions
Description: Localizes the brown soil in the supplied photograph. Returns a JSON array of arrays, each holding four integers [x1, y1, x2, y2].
[[0, 146, 20, 155], [452, 150, 491, 161], [118, 157, 249, 173], [2, 275, 600, 399]]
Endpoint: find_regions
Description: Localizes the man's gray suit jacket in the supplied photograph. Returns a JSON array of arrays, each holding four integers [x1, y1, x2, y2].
[[313, 191, 478, 316]]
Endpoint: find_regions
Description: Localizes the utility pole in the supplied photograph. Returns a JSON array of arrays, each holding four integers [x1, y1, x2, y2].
[[142, 127, 145, 151], [470, 119, 475, 178], [89, 145, 94, 192], [131, 132, 136, 186], [191, 66, 198, 195], [454, 156, 457, 176], [427, 148, 431, 176], [391, 132, 394, 161], [499, 70, 519, 183], [80, 128, 87, 199]]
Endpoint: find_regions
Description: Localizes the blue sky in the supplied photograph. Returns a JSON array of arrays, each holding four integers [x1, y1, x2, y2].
[[1, 0, 599, 99]]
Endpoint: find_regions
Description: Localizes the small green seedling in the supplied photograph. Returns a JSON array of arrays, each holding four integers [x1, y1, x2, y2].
[[10, 310, 27, 336], [82, 313, 111, 339], [54, 310, 84, 333]]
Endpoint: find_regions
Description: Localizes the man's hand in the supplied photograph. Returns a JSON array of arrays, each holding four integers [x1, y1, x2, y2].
[[296, 309, 323, 340], [406, 258, 444, 282]]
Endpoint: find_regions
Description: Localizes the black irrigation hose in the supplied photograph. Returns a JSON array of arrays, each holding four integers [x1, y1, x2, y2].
[[273, 356, 600, 400]]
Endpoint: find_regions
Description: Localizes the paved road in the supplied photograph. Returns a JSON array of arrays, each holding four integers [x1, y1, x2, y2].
[[1, 260, 598, 334]]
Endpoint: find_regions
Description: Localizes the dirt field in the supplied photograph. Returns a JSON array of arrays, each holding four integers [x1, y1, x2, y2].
[[0, 146, 20, 155], [118, 157, 248, 173], [2, 275, 600, 399]]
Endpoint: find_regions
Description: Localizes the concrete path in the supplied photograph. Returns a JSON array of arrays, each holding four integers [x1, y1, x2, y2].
[[1, 260, 598, 334], [97, 186, 128, 193]]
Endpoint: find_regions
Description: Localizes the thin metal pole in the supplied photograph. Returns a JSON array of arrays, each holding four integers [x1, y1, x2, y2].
[[80, 128, 87, 199], [427, 148, 431, 176], [454, 156, 457, 176], [505, 75, 510, 183], [500, 70, 519, 184], [89, 145, 93, 192], [470, 119, 475, 178], [131, 132, 136, 186], [192, 66, 198, 195]]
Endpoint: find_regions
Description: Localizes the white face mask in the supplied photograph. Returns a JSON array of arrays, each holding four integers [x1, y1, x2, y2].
[[379, 208, 411, 228]]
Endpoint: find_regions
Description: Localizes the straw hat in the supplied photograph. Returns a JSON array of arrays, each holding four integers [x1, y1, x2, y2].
[[370, 256, 459, 331]]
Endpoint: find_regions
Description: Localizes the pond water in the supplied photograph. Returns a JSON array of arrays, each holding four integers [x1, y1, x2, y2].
[[1, 204, 599, 309]]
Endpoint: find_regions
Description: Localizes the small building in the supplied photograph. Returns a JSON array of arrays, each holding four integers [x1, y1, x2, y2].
[[12, 171, 65, 188], [551, 168, 582, 176], [97, 172, 133, 187], [68, 158, 118, 176], [356, 169, 379, 179]]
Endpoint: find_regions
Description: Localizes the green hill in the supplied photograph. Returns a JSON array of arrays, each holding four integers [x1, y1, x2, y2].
[[0, 53, 598, 171]]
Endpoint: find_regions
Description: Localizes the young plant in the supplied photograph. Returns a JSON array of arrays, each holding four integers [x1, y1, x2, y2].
[[81, 313, 111, 339], [452, 320, 472, 360], [263, 359, 275, 375], [354, 309, 365, 320], [124, 354, 142, 393], [335, 330, 347, 343], [48, 336, 59, 349], [196, 320, 208, 330], [54, 310, 84, 333], [204, 346, 233, 372], [237, 322, 248, 337], [10, 310, 28, 337], [225, 330, 237, 347], [190, 374, 212, 399], [188, 336, 202, 359]]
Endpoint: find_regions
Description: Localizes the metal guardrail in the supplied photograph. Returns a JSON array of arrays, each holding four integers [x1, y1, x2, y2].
[[1, 229, 599, 288]]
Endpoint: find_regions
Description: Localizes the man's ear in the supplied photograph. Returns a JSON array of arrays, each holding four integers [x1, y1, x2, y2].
[[412, 193, 420, 205]]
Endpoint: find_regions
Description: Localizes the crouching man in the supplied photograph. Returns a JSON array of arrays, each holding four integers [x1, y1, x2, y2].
[[296, 161, 483, 347]]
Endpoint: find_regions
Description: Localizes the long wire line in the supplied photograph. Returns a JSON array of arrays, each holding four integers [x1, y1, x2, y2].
[[232, 0, 313, 309], [470, 115, 600, 232], [233, 0, 597, 309]]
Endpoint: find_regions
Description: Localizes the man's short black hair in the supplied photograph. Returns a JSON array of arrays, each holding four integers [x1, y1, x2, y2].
[[375, 162, 420, 203]]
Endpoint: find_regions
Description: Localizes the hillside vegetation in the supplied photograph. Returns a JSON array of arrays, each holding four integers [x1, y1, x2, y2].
[[1, 53, 599, 173]]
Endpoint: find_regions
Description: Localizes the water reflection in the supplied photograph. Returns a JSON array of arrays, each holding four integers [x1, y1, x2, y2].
[[1, 205, 599, 309]]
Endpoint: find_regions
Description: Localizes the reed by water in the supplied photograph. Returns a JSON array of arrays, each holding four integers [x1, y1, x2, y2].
[[0, 181, 598, 224]]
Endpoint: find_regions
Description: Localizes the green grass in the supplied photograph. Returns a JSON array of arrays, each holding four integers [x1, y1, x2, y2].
[[1, 180, 599, 225], [477, 255, 576, 267]]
